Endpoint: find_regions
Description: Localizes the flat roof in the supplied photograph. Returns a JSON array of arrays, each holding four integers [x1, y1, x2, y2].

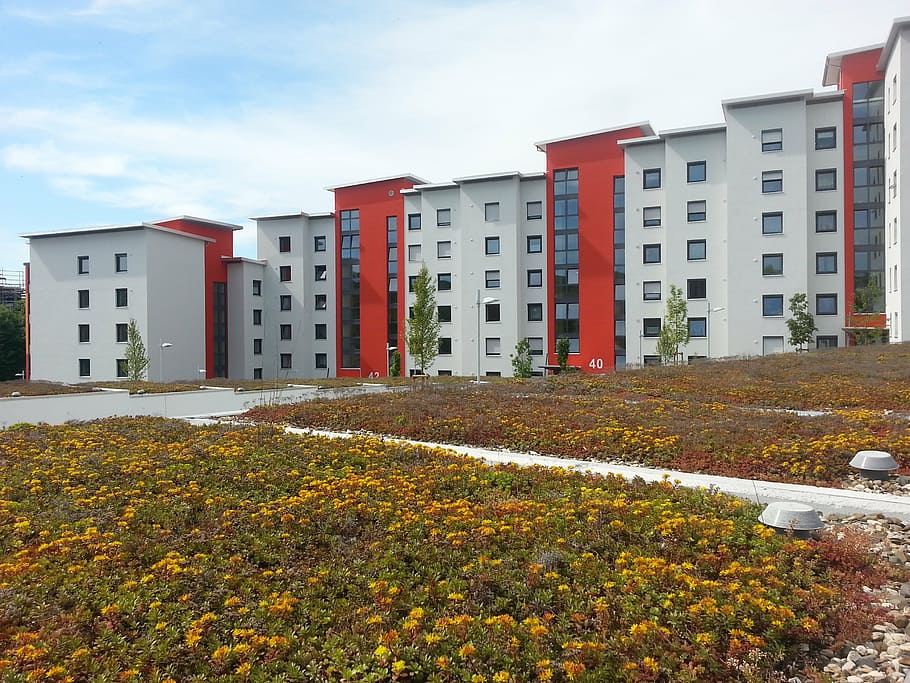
[[878, 16, 910, 72], [722, 89, 815, 109], [616, 135, 662, 147], [250, 210, 335, 221], [452, 171, 542, 184], [534, 121, 655, 152], [324, 173, 429, 192], [408, 181, 459, 192], [659, 122, 726, 138], [153, 215, 243, 231], [808, 90, 845, 104], [222, 256, 266, 265], [21, 222, 215, 243]]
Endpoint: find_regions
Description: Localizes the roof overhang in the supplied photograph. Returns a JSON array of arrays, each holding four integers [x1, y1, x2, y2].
[[822, 43, 884, 87], [722, 89, 815, 109], [534, 121, 655, 152], [877, 16, 910, 72], [324, 174, 429, 192], [154, 215, 243, 231], [21, 222, 215, 243]]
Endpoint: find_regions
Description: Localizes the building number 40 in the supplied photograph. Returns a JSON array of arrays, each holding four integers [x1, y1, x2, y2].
[[588, 358, 605, 370]]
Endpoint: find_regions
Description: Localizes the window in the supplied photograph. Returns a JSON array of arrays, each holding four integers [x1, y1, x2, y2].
[[438, 337, 452, 355], [408, 213, 421, 230], [77, 255, 89, 275], [437, 241, 451, 259], [527, 201, 542, 220], [762, 295, 784, 317], [79, 358, 90, 377], [484, 202, 500, 222], [78, 324, 90, 343], [527, 235, 543, 253], [116, 359, 128, 378], [485, 338, 501, 355], [816, 252, 837, 274], [437, 305, 451, 323], [314, 265, 327, 281], [280, 295, 292, 311], [643, 243, 661, 264], [762, 336, 784, 355], [279, 236, 291, 253], [761, 128, 783, 152], [485, 303, 500, 322], [643, 168, 661, 189], [527, 269, 543, 287], [762, 212, 783, 234], [115, 323, 127, 343], [408, 275, 417, 292], [687, 278, 706, 300], [252, 279, 262, 296], [485, 236, 500, 255], [279, 265, 291, 282], [815, 127, 837, 150], [437, 208, 451, 227], [485, 270, 500, 288], [253, 338, 262, 355], [315, 323, 327, 339], [687, 239, 706, 261], [527, 303, 543, 321], [642, 318, 661, 337], [687, 200, 706, 222], [314, 235, 326, 252], [315, 294, 327, 310], [643, 206, 661, 227], [253, 309, 262, 325], [762, 170, 783, 193], [253, 368, 262, 379], [528, 337, 543, 356], [408, 244, 422, 262], [688, 317, 707, 337], [280, 353, 292, 369], [78, 289, 90, 308], [687, 161, 706, 183], [816, 293, 837, 315], [315, 353, 327, 369], [816, 336, 838, 349], [815, 211, 837, 233], [643, 281, 661, 301], [762, 253, 783, 276], [115, 253, 127, 273], [815, 168, 837, 191], [433, 273, 449, 291], [280, 324, 292, 340]]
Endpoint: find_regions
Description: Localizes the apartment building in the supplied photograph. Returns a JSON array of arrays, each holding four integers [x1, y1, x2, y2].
[[20, 17, 910, 381]]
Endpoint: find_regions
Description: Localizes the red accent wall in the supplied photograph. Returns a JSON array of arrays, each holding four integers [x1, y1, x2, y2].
[[23, 262, 30, 380], [332, 179, 416, 378], [153, 218, 235, 378], [544, 126, 650, 373], [836, 48, 883, 322]]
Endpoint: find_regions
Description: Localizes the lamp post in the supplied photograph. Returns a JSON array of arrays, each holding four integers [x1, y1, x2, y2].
[[385, 345, 397, 378], [159, 342, 173, 382], [706, 304, 725, 359], [475, 290, 500, 383]]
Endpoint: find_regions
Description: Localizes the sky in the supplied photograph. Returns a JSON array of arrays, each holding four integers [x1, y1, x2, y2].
[[1, 0, 908, 273]]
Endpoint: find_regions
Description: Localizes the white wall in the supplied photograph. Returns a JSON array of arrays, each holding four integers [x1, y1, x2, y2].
[[885, 30, 909, 341], [226, 260, 266, 379]]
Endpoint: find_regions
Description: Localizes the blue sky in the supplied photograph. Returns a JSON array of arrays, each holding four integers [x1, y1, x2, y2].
[[1, 0, 908, 272]]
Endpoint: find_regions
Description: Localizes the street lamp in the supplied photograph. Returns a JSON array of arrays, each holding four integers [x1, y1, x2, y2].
[[159, 342, 174, 382], [475, 290, 500, 383], [385, 345, 397, 378], [706, 303, 725, 359]]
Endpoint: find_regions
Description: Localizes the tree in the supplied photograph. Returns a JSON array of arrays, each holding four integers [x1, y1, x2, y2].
[[556, 337, 570, 372], [785, 293, 817, 351], [0, 302, 25, 381], [657, 284, 689, 365], [510, 338, 533, 378], [125, 319, 150, 381], [405, 265, 440, 375], [389, 350, 401, 377]]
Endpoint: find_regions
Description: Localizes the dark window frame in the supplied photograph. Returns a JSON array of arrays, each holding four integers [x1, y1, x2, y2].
[[816, 293, 838, 315], [527, 235, 543, 253], [761, 128, 783, 152], [280, 295, 292, 311], [687, 200, 706, 222], [642, 318, 662, 337], [79, 289, 91, 308], [78, 324, 90, 343], [437, 208, 452, 227], [642, 280, 661, 301], [527, 269, 543, 287], [279, 265, 292, 282], [762, 170, 783, 193], [527, 302, 543, 321], [485, 236, 501, 255], [484, 270, 500, 289], [643, 168, 661, 189], [762, 294, 784, 317], [314, 235, 326, 252], [115, 252, 128, 273], [815, 210, 837, 233], [437, 273, 452, 291], [762, 212, 783, 234], [816, 252, 838, 274], [687, 239, 706, 261], [686, 278, 707, 300], [278, 236, 291, 253], [815, 126, 837, 150], [642, 206, 661, 227], [643, 243, 662, 264], [77, 255, 89, 275], [687, 161, 707, 183], [527, 201, 543, 220], [762, 253, 784, 276], [815, 168, 837, 191]]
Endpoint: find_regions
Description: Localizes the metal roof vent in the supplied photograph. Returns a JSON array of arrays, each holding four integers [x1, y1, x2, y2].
[[758, 502, 824, 538], [849, 450, 898, 480]]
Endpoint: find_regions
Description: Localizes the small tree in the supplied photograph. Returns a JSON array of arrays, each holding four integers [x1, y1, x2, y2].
[[406, 265, 440, 375], [556, 337, 570, 372], [510, 338, 533, 378], [125, 319, 150, 381], [389, 350, 401, 377], [657, 284, 689, 365], [785, 293, 817, 351]]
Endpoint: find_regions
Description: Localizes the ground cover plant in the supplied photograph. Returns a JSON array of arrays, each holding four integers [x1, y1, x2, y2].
[[0, 418, 887, 681]]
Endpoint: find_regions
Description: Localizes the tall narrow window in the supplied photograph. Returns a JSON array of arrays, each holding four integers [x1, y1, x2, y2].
[[115, 288, 127, 307], [279, 265, 291, 281], [554, 167, 580, 353], [340, 208, 361, 368], [437, 208, 451, 227], [77, 256, 89, 275], [115, 253, 127, 272], [115, 323, 127, 343], [526, 201, 542, 220], [79, 289, 90, 308], [279, 236, 291, 252], [314, 235, 326, 252], [78, 324, 90, 343], [79, 358, 91, 377]]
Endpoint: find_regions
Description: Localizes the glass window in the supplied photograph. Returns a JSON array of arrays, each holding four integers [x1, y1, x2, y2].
[[688, 317, 707, 337], [437, 208, 451, 227], [485, 337, 501, 355], [437, 305, 451, 322], [527, 235, 543, 253], [280, 294, 292, 311], [816, 335, 838, 349], [815, 169, 837, 191], [527, 303, 543, 321], [815, 127, 836, 150], [643, 168, 661, 189], [79, 289, 90, 308], [408, 213, 421, 230], [815, 211, 837, 233], [252, 279, 261, 296], [314, 265, 327, 281], [253, 309, 262, 325], [253, 368, 262, 379], [485, 270, 500, 288], [315, 294, 327, 310], [315, 323, 327, 339], [79, 358, 90, 377], [315, 353, 327, 369], [762, 253, 783, 276], [485, 303, 500, 322], [762, 212, 783, 234], [115, 253, 127, 273], [437, 241, 451, 259], [761, 128, 783, 152], [687, 278, 706, 299], [253, 338, 262, 355], [279, 236, 291, 252], [485, 236, 500, 255], [280, 353, 292, 369], [687, 200, 706, 222], [115, 288, 128, 307], [816, 252, 837, 274], [484, 202, 500, 222], [816, 293, 837, 315], [408, 275, 417, 292], [762, 336, 784, 355], [438, 273, 452, 291], [643, 243, 661, 264], [528, 337, 544, 356], [438, 337, 452, 355], [687, 240, 706, 261], [279, 265, 291, 282], [643, 281, 661, 301], [115, 323, 127, 343], [527, 269, 543, 287], [762, 170, 783, 193], [687, 161, 706, 183], [280, 324, 292, 340], [643, 206, 661, 227], [314, 235, 326, 252], [408, 245, 422, 262], [527, 201, 542, 220], [116, 359, 128, 378], [78, 324, 90, 343], [762, 295, 784, 317], [77, 256, 89, 275], [642, 318, 661, 337]]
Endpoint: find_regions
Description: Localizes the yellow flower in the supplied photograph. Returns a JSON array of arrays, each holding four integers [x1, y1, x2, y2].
[[391, 660, 406, 674], [458, 643, 476, 657], [374, 645, 390, 659], [493, 672, 510, 682]]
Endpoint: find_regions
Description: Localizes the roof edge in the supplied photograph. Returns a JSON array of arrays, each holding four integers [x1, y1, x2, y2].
[[324, 173, 429, 192], [534, 121, 655, 152]]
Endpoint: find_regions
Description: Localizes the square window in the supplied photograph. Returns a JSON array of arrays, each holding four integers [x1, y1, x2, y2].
[[252, 279, 262, 296], [115, 323, 127, 343], [315, 265, 327, 281], [438, 273, 452, 291], [486, 303, 502, 321], [79, 289, 90, 308], [437, 305, 451, 322], [77, 255, 89, 275], [280, 353, 292, 369], [762, 294, 784, 317], [687, 200, 706, 222], [78, 324, 90, 343], [761, 128, 783, 152], [815, 127, 837, 150], [280, 294, 292, 311], [79, 358, 90, 377], [687, 161, 706, 183], [762, 336, 784, 355], [642, 318, 661, 337], [314, 235, 326, 252], [408, 244, 422, 262], [687, 239, 706, 261], [762, 253, 783, 276], [437, 208, 451, 227], [643, 206, 661, 227], [816, 335, 838, 349], [279, 236, 291, 253], [643, 168, 661, 189], [687, 278, 706, 299], [816, 252, 837, 274], [527, 201, 542, 220], [643, 281, 661, 301], [253, 309, 262, 325], [527, 269, 542, 287], [253, 338, 262, 355], [815, 168, 837, 191], [643, 243, 661, 264], [816, 211, 837, 233], [315, 353, 328, 369], [762, 170, 783, 193], [116, 359, 128, 378], [762, 212, 783, 234], [688, 317, 707, 337], [485, 236, 500, 255], [437, 241, 451, 259], [527, 302, 543, 321], [484, 202, 500, 222], [816, 293, 837, 315], [115, 288, 127, 307], [115, 253, 127, 272], [485, 270, 500, 288], [527, 235, 543, 253], [280, 324, 292, 340], [253, 368, 262, 379], [315, 294, 327, 310], [485, 337, 501, 355], [408, 213, 421, 230], [279, 265, 292, 282], [315, 323, 327, 339], [528, 337, 544, 356], [438, 337, 452, 355]]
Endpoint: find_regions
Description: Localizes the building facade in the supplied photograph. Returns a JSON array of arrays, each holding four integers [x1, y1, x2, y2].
[[21, 17, 910, 381]]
